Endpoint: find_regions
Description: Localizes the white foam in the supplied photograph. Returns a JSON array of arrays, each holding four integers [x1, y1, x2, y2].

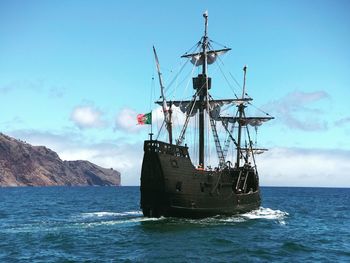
[[217, 217, 246, 223], [80, 208, 289, 226], [241, 207, 289, 224], [80, 216, 164, 227], [81, 211, 143, 218], [122, 211, 144, 216]]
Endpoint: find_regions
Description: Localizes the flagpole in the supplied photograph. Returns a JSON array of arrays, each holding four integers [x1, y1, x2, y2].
[[150, 112, 153, 141]]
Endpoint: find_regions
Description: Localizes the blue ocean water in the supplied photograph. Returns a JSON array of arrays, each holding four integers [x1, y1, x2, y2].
[[0, 186, 349, 262]]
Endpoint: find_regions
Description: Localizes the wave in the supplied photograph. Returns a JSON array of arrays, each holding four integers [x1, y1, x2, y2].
[[242, 207, 289, 220], [241, 207, 289, 225]]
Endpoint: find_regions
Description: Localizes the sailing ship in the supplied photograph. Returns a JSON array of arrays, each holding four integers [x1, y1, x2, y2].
[[140, 12, 273, 218]]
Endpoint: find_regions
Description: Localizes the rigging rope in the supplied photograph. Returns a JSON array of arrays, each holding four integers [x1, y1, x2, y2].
[[243, 111, 258, 174], [222, 110, 239, 159], [247, 102, 273, 117], [215, 52, 243, 91], [156, 120, 165, 141], [207, 96, 225, 167], [149, 73, 156, 135], [165, 58, 191, 95], [176, 92, 199, 145], [214, 56, 239, 99], [228, 72, 243, 91], [182, 40, 202, 56], [221, 120, 247, 164], [209, 39, 230, 49], [177, 61, 209, 145]]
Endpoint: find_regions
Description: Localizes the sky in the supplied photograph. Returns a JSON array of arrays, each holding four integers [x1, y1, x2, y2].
[[0, 0, 349, 186]]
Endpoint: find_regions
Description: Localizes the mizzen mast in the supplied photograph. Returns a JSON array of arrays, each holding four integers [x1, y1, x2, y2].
[[236, 66, 247, 168]]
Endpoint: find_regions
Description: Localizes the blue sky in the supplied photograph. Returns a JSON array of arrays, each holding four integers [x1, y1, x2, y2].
[[1, 0, 349, 186]]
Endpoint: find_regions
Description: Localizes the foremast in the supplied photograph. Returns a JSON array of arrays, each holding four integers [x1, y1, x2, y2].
[[153, 46, 173, 144]]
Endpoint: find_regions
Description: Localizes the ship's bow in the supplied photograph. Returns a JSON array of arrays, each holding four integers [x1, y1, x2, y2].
[[140, 141, 166, 217]]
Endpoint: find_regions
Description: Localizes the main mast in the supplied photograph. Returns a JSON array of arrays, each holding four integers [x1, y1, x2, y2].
[[198, 11, 209, 167], [176, 12, 233, 165]]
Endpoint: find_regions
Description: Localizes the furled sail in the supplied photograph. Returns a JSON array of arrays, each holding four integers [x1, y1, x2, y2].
[[219, 116, 274, 126], [156, 98, 252, 117], [181, 48, 231, 66], [241, 148, 268, 154]]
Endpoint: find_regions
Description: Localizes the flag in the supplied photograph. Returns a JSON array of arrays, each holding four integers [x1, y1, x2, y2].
[[137, 112, 152, 125]]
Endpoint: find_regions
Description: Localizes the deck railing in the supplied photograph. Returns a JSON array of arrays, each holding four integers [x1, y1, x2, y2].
[[144, 140, 189, 158]]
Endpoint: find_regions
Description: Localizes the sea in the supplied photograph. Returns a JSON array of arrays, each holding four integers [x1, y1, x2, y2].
[[0, 186, 349, 262]]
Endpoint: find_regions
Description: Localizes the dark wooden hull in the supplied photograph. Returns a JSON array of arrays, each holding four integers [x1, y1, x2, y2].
[[140, 140, 261, 218]]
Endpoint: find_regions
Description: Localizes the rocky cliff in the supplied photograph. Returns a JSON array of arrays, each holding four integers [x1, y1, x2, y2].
[[0, 133, 121, 186]]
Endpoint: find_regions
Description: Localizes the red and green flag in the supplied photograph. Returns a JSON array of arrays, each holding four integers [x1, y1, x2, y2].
[[137, 112, 152, 125]]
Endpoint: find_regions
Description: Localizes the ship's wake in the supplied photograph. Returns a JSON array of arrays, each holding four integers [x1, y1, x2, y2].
[[79, 207, 289, 227], [1, 207, 288, 233], [81, 211, 143, 218], [77, 210, 163, 227], [165, 207, 289, 226], [1, 210, 161, 233]]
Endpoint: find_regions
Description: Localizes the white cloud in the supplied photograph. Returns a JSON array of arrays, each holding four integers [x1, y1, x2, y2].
[[335, 117, 350, 127], [114, 107, 143, 133], [263, 90, 330, 131], [70, 105, 105, 129], [59, 142, 143, 186], [257, 147, 350, 187], [0, 116, 25, 130], [0, 79, 65, 98], [0, 83, 14, 94], [49, 86, 65, 98], [7, 130, 350, 187], [114, 105, 187, 135]]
